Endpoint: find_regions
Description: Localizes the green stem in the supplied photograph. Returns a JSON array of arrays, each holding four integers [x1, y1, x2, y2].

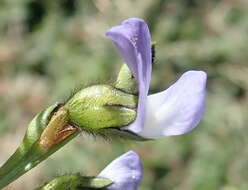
[[0, 103, 80, 189], [0, 132, 79, 189]]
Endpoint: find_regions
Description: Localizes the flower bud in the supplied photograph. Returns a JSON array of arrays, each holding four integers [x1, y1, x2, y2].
[[35, 151, 142, 190]]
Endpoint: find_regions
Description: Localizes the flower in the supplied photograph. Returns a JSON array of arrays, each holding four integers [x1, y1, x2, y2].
[[106, 18, 207, 139], [98, 151, 143, 190], [36, 151, 142, 190]]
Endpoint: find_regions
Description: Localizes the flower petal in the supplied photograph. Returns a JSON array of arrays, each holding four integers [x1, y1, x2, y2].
[[139, 71, 207, 138], [106, 18, 152, 133], [98, 151, 143, 190]]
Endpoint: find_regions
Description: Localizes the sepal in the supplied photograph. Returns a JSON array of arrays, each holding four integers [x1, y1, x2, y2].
[[35, 174, 112, 190], [115, 64, 138, 94]]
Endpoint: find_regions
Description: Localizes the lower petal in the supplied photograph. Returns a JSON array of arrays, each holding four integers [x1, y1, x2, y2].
[[139, 71, 207, 138]]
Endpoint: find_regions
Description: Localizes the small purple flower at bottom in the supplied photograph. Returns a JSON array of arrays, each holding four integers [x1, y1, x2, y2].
[[106, 18, 207, 139], [98, 151, 143, 190]]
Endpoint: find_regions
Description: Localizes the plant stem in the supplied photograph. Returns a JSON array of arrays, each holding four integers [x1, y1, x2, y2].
[[0, 131, 79, 189]]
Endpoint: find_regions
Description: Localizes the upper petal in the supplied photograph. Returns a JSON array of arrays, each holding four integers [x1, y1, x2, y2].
[[106, 18, 152, 133], [138, 71, 207, 138], [98, 151, 143, 190]]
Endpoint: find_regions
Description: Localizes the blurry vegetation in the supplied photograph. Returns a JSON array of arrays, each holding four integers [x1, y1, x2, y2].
[[1, 0, 248, 189]]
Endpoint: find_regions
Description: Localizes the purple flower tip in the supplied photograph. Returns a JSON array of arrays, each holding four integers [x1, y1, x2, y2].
[[106, 18, 152, 134], [98, 151, 143, 190]]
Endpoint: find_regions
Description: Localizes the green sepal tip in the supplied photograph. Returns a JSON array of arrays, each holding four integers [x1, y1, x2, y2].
[[115, 64, 138, 94]]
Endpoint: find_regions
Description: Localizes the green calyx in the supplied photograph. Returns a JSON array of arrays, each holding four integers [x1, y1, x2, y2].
[[65, 85, 137, 131], [35, 174, 112, 190]]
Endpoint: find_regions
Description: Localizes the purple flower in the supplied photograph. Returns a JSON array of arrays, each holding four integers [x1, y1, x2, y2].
[[98, 151, 143, 190], [106, 18, 207, 139]]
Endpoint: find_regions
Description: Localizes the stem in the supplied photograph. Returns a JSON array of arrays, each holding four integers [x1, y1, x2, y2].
[[0, 130, 79, 189]]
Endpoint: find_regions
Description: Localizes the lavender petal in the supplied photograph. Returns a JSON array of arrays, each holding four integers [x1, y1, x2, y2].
[[139, 71, 207, 138], [98, 151, 143, 190]]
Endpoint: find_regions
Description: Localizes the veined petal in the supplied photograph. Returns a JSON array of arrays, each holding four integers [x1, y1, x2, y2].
[[98, 151, 143, 190], [106, 18, 152, 133], [139, 71, 207, 138]]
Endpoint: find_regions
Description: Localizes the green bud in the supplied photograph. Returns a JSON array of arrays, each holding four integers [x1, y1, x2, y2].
[[35, 174, 112, 190], [65, 85, 137, 131]]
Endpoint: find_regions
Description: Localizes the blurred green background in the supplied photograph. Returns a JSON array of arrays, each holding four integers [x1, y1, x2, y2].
[[0, 0, 248, 189]]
